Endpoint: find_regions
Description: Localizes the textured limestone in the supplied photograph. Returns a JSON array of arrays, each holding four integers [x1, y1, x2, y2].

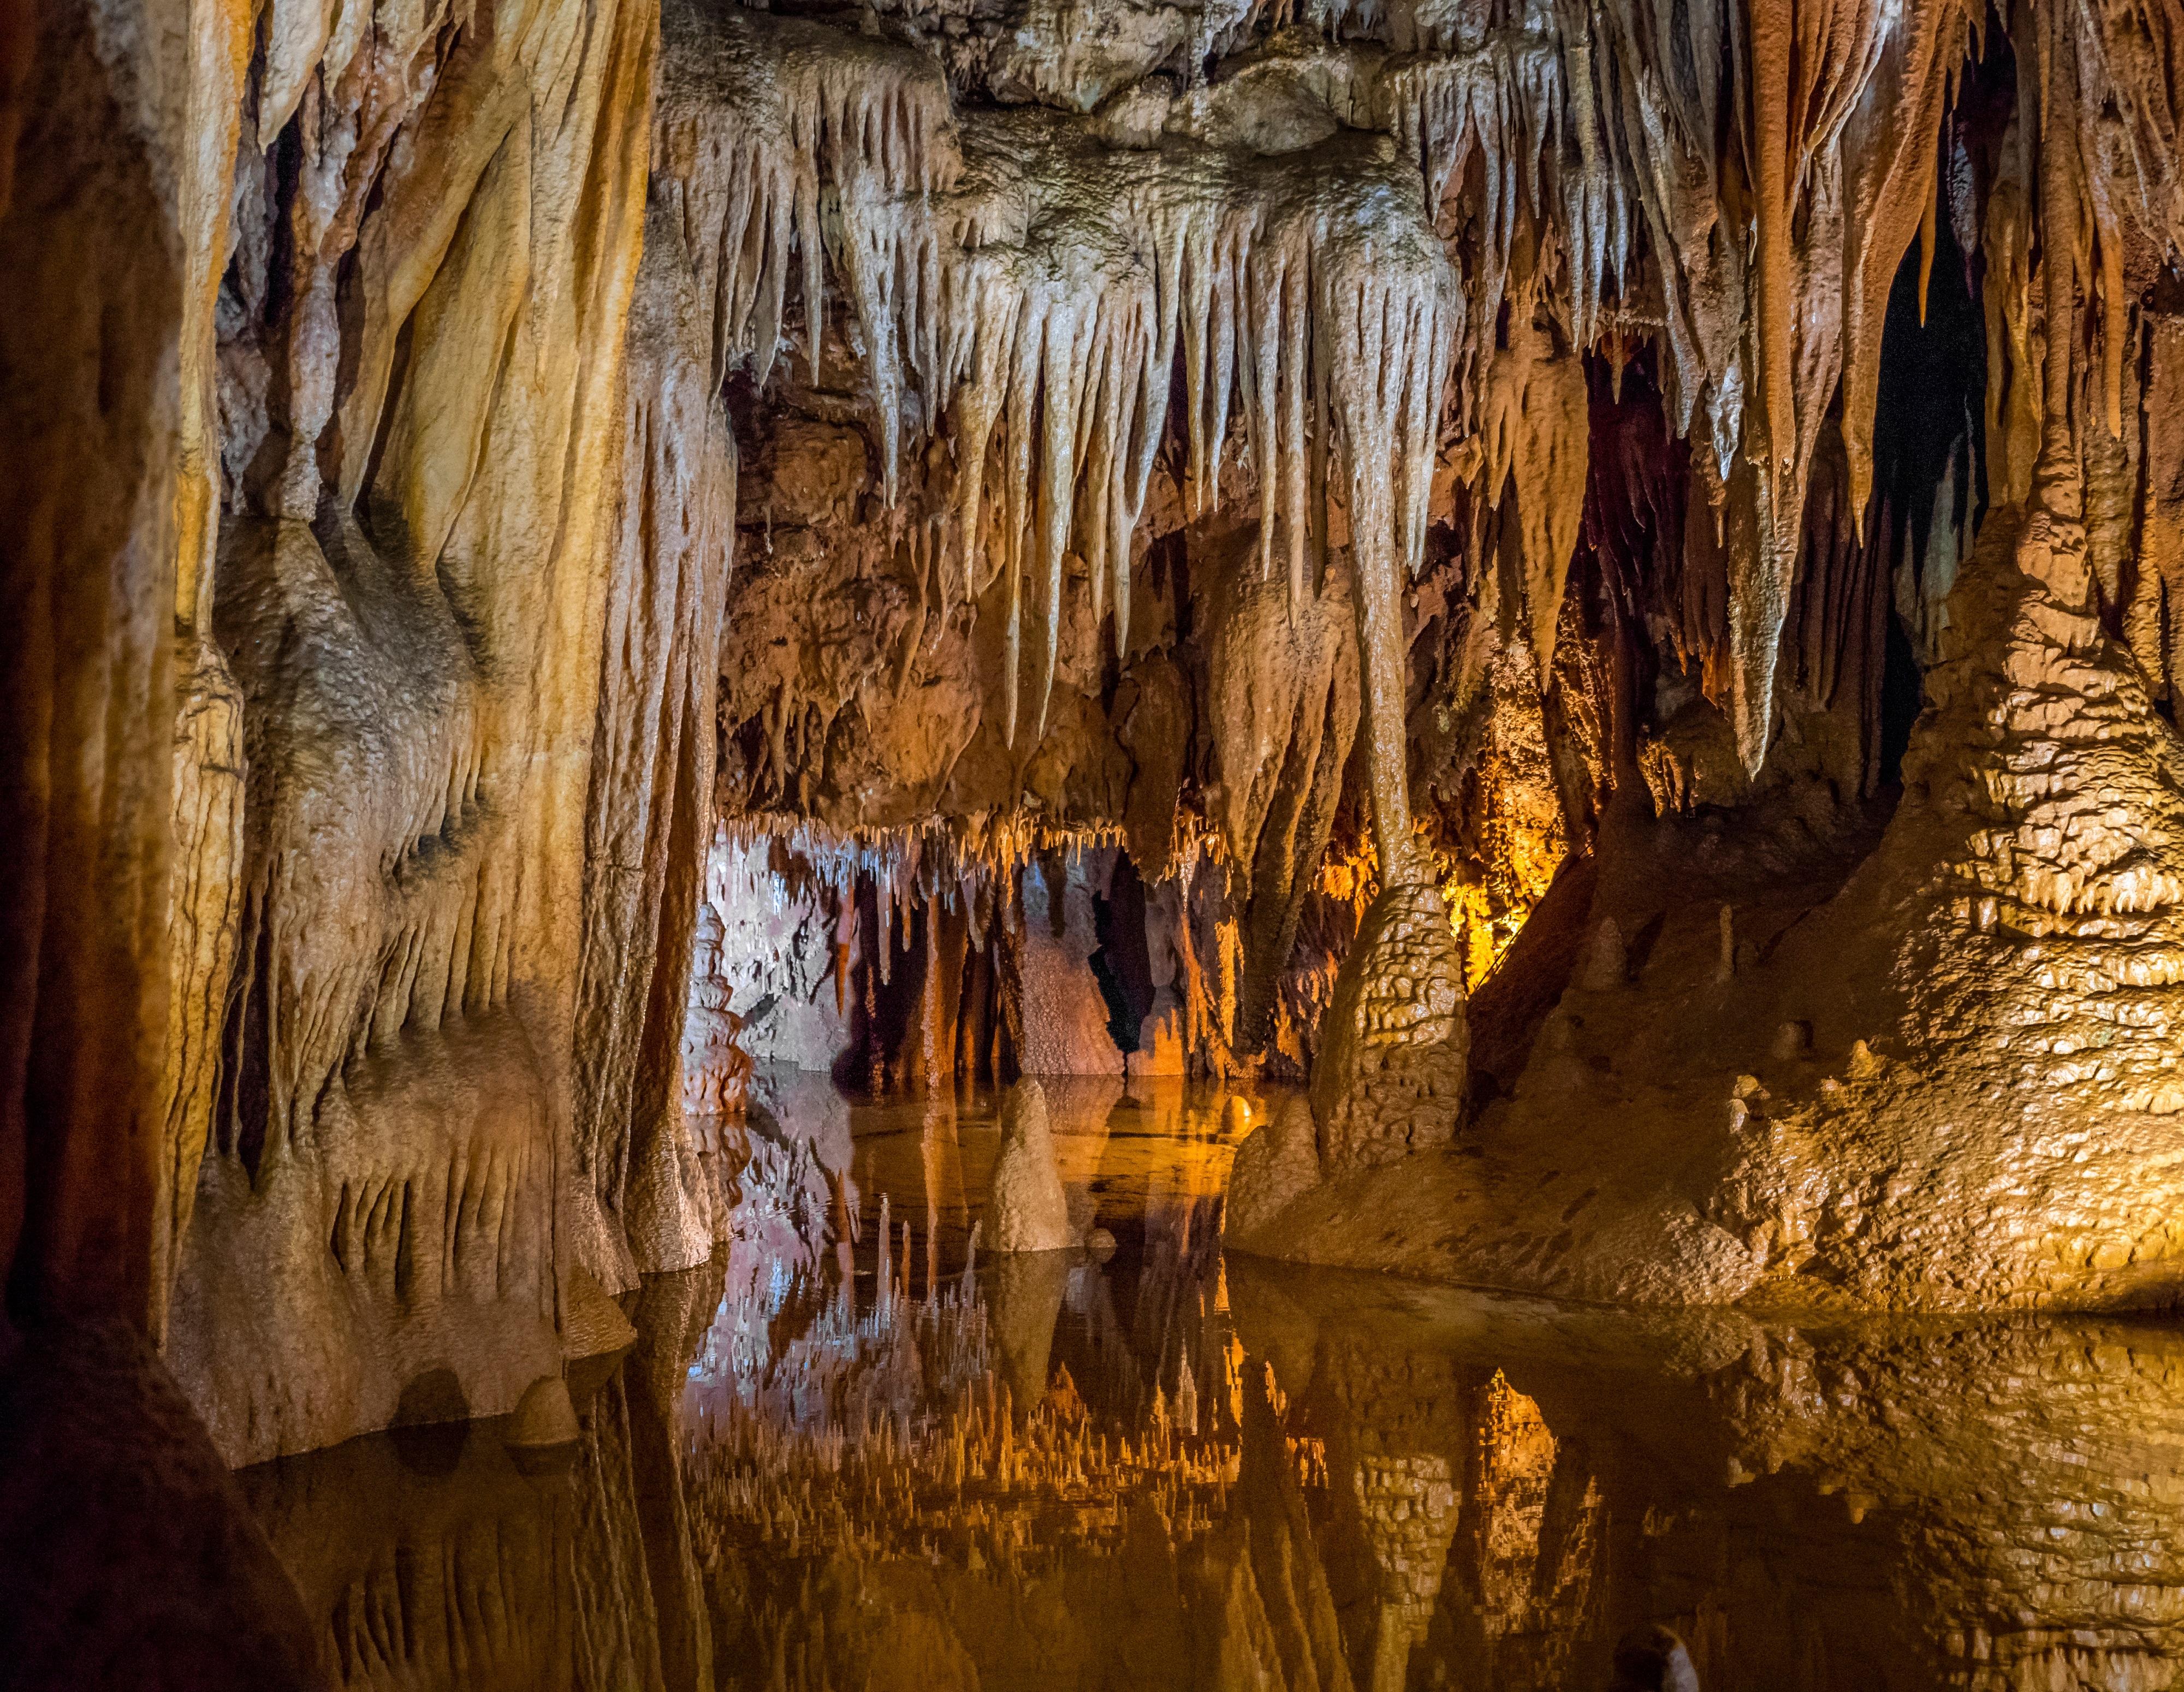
[[1203, 535, 1361, 1053], [573, 194, 741, 1287], [989, 1079, 1076, 1252], [1223, 1091, 1322, 1240], [150, 0, 679, 1462], [1232, 1256, 2184, 1691], [1242, 494, 2184, 1310], [239, 1259, 725, 1691], [680, 902, 753, 1117], [1014, 857, 1127, 1076], [504, 1374, 582, 1448]]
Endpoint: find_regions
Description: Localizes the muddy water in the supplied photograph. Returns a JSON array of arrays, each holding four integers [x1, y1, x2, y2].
[[242, 1077, 2184, 1691]]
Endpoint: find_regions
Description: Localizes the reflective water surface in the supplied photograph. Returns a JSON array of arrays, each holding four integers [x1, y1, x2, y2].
[[242, 1076, 2184, 1691]]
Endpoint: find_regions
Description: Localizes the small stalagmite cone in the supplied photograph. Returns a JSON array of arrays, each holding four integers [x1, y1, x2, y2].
[[505, 1374, 580, 1448]]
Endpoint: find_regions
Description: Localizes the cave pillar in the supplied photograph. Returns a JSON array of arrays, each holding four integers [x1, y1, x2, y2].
[[154, 0, 255, 1343], [1353, 544, 1422, 887], [2029, 0, 2090, 579], [906, 900, 968, 1093], [2127, 317, 2184, 702], [1304, 485, 1468, 1174]]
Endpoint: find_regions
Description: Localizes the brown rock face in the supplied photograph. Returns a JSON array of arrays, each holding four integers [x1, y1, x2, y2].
[[2, 0, 188, 1333], [0, 1323, 322, 1690]]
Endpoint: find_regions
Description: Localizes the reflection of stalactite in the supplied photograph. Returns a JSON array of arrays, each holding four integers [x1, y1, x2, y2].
[[680, 1133, 1305, 1691], [1437, 1372, 1605, 1691]]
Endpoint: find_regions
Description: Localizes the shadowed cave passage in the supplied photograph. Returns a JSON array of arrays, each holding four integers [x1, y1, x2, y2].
[[14, 0, 2184, 1682]]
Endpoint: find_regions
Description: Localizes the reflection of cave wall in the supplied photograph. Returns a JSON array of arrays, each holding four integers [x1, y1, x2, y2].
[[239, 1261, 725, 1692], [1236, 1260, 2184, 1692]]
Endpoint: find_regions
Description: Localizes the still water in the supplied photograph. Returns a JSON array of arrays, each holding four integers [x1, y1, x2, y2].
[[242, 1074, 2184, 1691]]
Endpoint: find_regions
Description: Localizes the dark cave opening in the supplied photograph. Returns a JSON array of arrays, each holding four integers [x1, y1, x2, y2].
[[1870, 97, 1991, 598], [1860, 131, 1991, 793], [1878, 608, 1923, 787], [1089, 854, 1155, 1055]]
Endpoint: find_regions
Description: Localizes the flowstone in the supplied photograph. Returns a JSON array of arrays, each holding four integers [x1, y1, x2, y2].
[[1239, 497, 2184, 1310]]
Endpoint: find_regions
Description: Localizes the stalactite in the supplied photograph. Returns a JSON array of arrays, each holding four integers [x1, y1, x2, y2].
[[1477, 228, 1589, 671], [2129, 316, 2184, 704], [678, 0, 2184, 783], [1325, 223, 1459, 877], [928, 122, 1459, 749], [1379, 0, 1629, 386], [652, 0, 960, 477]]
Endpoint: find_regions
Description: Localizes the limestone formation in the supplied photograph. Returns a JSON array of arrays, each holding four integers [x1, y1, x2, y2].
[[1014, 857, 1128, 1076], [988, 1078, 1075, 1252], [1230, 1255, 2184, 1691], [1244, 491, 2184, 1309], [503, 1374, 583, 1449], [1223, 1091, 1322, 1243], [240, 1258, 727, 1690], [680, 901, 753, 1117]]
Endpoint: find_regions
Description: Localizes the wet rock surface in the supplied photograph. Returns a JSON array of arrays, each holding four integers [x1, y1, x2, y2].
[[198, 1089, 2184, 1691]]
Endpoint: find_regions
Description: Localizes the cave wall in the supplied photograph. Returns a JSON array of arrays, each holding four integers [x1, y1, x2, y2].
[[2, 0, 745, 1465], [164, 0, 668, 1464], [2, 0, 197, 1337]]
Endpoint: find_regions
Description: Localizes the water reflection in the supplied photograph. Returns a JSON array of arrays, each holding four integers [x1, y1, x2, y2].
[[243, 1077, 2184, 1691]]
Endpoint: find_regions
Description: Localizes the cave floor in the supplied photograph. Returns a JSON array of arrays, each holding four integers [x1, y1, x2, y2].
[[235, 1081, 2184, 1690]]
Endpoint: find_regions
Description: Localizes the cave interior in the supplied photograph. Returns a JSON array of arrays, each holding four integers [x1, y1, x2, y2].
[[9, 0, 2184, 1683]]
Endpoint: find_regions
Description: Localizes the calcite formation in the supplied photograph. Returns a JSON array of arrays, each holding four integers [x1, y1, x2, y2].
[[11, 0, 2184, 1507], [987, 1077, 1076, 1250]]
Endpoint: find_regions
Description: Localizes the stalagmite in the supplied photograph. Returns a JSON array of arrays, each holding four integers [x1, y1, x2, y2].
[[988, 1080, 1075, 1253]]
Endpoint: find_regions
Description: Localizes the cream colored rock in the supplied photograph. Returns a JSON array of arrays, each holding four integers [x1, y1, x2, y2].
[[1014, 858, 1126, 1076], [164, 0, 666, 1463], [988, 1080, 1075, 1253], [681, 903, 752, 1118]]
